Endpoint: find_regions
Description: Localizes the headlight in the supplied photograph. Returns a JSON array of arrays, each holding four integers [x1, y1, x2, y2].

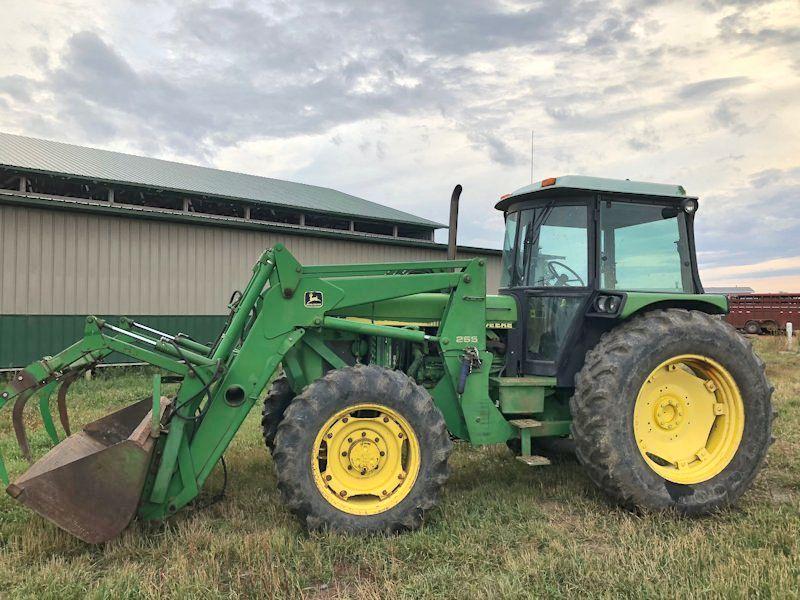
[[594, 294, 623, 314], [682, 198, 698, 214]]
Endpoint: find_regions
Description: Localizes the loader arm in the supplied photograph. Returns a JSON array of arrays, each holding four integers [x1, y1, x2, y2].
[[141, 244, 512, 520]]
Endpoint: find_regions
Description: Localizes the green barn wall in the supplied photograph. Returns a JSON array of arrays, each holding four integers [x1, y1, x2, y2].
[[0, 315, 226, 369]]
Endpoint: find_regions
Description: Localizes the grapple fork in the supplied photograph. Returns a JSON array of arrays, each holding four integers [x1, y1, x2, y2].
[[9, 366, 90, 463], [56, 371, 82, 437]]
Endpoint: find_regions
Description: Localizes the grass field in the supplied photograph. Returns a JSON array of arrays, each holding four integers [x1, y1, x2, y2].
[[0, 337, 798, 599]]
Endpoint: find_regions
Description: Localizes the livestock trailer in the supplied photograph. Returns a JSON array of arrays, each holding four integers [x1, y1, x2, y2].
[[726, 293, 800, 334]]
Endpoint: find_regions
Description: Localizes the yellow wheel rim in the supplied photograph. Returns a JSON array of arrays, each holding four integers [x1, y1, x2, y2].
[[633, 354, 744, 485], [311, 403, 421, 515]]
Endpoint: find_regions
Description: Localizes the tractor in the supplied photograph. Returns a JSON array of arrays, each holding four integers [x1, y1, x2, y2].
[[0, 175, 773, 543]]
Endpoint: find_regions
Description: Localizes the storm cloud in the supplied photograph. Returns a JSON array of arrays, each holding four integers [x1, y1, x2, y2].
[[0, 0, 798, 290], [2, 1, 644, 158]]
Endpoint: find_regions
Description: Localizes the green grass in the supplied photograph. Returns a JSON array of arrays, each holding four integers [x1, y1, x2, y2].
[[1, 337, 798, 599]]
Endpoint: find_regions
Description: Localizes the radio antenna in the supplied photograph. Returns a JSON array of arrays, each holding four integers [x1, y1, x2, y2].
[[530, 129, 534, 184]]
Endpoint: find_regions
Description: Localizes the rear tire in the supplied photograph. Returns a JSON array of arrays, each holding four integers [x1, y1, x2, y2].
[[273, 365, 452, 533], [570, 309, 773, 515]]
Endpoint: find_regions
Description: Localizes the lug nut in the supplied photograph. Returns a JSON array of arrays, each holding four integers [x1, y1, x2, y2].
[[398, 433, 404, 439], [342, 417, 349, 423], [340, 491, 347, 497], [326, 433, 332, 439], [325, 475, 332, 481], [383, 417, 389, 423], [341, 451, 348, 457], [361, 431, 366, 437], [380, 451, 385, 457], [374, 437, 379, 443]]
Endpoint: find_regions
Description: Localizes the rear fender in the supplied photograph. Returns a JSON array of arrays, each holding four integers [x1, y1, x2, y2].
[[618, 292, 728, 319]]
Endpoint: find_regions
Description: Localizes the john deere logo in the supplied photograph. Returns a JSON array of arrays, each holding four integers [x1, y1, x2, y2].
[[304, 291, 324, 308]]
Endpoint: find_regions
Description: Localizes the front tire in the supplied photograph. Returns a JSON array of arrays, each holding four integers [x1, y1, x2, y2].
[[273, 365, 452, 533], [570, 309, 773, 515]]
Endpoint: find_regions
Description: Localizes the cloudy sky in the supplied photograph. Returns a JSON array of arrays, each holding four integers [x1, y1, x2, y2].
[[1, 0, 798, 291]]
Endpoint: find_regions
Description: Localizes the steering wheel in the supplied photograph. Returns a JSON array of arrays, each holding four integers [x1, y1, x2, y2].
[[545, 260, 585, 287]]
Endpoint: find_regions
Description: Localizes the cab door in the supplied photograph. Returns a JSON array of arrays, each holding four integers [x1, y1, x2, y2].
[[500, 197, 594, 378]]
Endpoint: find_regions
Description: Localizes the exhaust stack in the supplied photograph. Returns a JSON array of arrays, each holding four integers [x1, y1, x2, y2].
[[447, 184, 462, 260]]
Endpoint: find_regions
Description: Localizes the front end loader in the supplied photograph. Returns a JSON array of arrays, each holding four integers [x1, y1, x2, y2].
[[0, 176, 774, 542]]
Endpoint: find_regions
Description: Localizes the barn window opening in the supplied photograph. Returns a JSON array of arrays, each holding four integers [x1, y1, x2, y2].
[[250, 205, 302, 224], [112, 186, 183, 210], [186, 197, 245, 218], [304, 213, 351, 231], [397, 225, 432, 240], [353, 220, 395, 236], [0, 168, 109, 201]]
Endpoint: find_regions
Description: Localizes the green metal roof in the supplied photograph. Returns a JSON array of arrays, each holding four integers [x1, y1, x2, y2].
[[0, 131, 444, 228], [496, 175, 692, 210]]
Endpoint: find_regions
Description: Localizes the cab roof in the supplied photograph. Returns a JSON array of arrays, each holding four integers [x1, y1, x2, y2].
[[495, 175, 694, 211]]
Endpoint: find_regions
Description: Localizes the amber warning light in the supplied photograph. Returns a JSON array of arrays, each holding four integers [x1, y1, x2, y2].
[[541, 177, 557, 187]]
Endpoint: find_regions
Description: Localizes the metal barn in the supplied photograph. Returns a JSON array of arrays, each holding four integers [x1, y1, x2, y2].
[[0, 132, 501, 368]]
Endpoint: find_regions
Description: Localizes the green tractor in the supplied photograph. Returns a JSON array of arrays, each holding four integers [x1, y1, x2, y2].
[[1, 175, 773, 542]]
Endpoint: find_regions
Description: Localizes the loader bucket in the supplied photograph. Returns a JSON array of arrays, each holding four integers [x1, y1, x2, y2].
[[6, 398, 162, 544]]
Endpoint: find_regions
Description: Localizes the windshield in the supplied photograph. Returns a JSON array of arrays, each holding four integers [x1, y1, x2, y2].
[[599, 200, 694, 292], [511, 204, 588, 288]]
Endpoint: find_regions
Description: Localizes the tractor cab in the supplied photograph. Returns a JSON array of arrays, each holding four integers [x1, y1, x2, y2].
[[496, 175, 707, 384]]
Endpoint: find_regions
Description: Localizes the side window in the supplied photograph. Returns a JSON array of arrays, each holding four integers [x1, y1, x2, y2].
[[600, 201, 692, 292]]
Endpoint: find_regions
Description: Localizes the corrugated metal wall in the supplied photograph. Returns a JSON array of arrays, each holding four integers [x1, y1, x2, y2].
[[0, 314, 227, 367], [0, 204, 502, 317]]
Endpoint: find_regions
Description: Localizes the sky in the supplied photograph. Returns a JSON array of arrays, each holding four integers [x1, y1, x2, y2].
[[0, 0, 798, 291]]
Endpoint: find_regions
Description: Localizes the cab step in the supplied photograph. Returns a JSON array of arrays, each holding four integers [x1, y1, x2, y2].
[[516, 455, 551, 467], [509, 419, 550, 466], [508, 419, 542, 429]]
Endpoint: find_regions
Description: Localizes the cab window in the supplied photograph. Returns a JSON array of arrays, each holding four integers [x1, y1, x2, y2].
[[599, 201, 694, 292], [499, 212, 518, 288], [519, 204, 588, 288]]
